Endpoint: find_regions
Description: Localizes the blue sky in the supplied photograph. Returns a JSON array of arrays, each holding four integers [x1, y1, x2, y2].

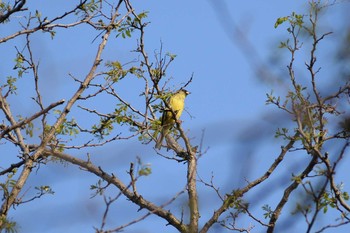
[[1, 0, 350, 232]]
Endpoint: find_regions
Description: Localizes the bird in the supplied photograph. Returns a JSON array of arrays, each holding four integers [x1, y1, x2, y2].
[[155, 89, 190, 149]]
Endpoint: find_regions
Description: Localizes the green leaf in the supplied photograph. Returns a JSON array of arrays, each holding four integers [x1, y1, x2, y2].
[[323, 206, 328, 213], [14, 53, 24, 68], [274, 16, 289, 28], [138, 166, 152, 176], [25, 121, 34, 137], [50, 31, 56, 39], [79, 0, 99, 13], [36, 185, 55, 195], [166, 52, 177, 60], [5, 76, 17, 93], [262, 204, 272, 219], [136, 157, 152, 176], [35, 10, 42, 18], [0, 215, 17, 233], [137, 11, 148, 20]]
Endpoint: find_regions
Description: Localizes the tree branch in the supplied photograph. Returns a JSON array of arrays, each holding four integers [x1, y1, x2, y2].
[[267, 154, 318, 233], [46, 149, 188, 233], [0, 3, 121, 221], [0, 0, 27, 23], [200, 134, 298, 233], [0, 0, 89, 44], [0, 99, 65, 139]]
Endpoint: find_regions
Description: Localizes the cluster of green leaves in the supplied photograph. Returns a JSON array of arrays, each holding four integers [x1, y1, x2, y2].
[[52, 110, 79, 137], [320, 188, 349, 214], [0, 1, 11, 24], [104, 61, 143, 82], [274, 127, 289, 139], [275, 12, 304, 51], [268, 93, 327, 152], [13, 53, 26, 78], [0, 1, 7, 13], [19, 185, 56, 203], [149, 68, 162, 80], [105, 61, 126, 81], [4, 76, 17, 94], [91, 117, 114, 138], [291, 202, 312, 216], [78, 0, 101, 15], [274, 12, 304, 29], [223, 190, 244, 210], [35, 185, 54, 195], [24, 122, 34, 138], [262, 204, 273, 219], [266, 2, 350, 229], [90, 179, 107, 197], [220, 190, 250, 228], [55, 118, 79, 136], [117, 11, 148, 38], [14, 116, 35, 138], [0, 215, 17, 233], [32, 10, 56, 39], [0, 169, 18, 208], [136, 156, 151, 176], [91, 103, 135, 139]]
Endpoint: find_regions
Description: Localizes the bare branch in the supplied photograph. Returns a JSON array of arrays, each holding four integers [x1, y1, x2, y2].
[[200, 134, 298, 233], [47, 149, 188, 233], [0, 0, 27, 23], [267, 154, 318, 233], [0, 99, 65, 139], [0, 0, 89, 44], [0, 4, 123, 219]]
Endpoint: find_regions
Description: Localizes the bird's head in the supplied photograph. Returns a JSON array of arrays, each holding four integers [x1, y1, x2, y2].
[[179, 89, 190, 96]]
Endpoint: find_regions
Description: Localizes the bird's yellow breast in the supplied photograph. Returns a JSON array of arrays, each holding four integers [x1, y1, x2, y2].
[[169, 92, 186, 119]]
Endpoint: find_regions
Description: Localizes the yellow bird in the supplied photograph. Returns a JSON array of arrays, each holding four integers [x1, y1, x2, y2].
[[155, 89, 190, 149]]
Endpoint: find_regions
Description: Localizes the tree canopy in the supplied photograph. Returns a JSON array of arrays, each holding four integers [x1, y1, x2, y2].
[[1, 0, 350, 233]]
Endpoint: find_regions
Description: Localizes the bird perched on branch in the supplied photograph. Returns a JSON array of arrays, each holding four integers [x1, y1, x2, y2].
[[155, 89, 190, 149]]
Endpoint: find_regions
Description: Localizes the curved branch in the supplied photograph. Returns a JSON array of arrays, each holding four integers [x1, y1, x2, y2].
[[0, 0, 88, 44], [0, 99, 65, 139], [267, 154, 318, 233], [0, 3, 120, 220], [0, 0, 27, 23], [47, 149, 188, 233], [200, 134, 298, 233]]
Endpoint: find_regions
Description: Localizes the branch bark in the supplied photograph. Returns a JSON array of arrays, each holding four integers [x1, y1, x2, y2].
[[187, 150, 199, 232], [0, 99, 65, 139], [267, 154, 318, 233], [199, 134, 298, 233], [0, 0, 27, 23], [46, 149, 188, 232], [0, 3, 119, 223]]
